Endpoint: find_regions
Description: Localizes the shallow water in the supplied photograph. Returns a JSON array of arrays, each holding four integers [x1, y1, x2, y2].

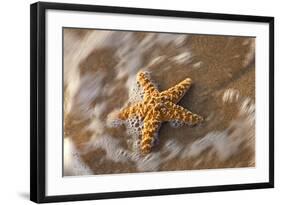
[[63, 28, 255, 176]]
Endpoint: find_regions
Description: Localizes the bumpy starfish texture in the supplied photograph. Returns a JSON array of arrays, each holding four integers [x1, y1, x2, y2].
[[118, 71, 203, 154]]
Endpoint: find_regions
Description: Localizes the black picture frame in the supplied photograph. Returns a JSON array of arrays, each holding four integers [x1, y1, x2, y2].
[[30, 1, 274, 203]]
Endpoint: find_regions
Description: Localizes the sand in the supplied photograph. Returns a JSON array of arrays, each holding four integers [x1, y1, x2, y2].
[[63, 28, 255, 176]]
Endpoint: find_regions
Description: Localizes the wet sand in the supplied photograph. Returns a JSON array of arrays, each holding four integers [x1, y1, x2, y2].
[[63, 28, 255, 176]]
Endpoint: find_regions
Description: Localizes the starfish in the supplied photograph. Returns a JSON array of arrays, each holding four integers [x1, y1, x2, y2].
[[117, 71, 203, 154]]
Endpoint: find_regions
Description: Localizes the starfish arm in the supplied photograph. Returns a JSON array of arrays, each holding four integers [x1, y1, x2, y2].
[[117, 102, 146, 120], [160, 78, 192, 103], [140, 110, 161, 154], [137, 71, 159, 97], [162, 102, 203, 125]]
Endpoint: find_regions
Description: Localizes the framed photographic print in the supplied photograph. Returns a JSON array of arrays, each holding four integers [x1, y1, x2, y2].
[[30, 1, 274, 203]]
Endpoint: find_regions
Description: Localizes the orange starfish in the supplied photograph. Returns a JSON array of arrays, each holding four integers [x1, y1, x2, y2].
[[118, 71, 203, 154]]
